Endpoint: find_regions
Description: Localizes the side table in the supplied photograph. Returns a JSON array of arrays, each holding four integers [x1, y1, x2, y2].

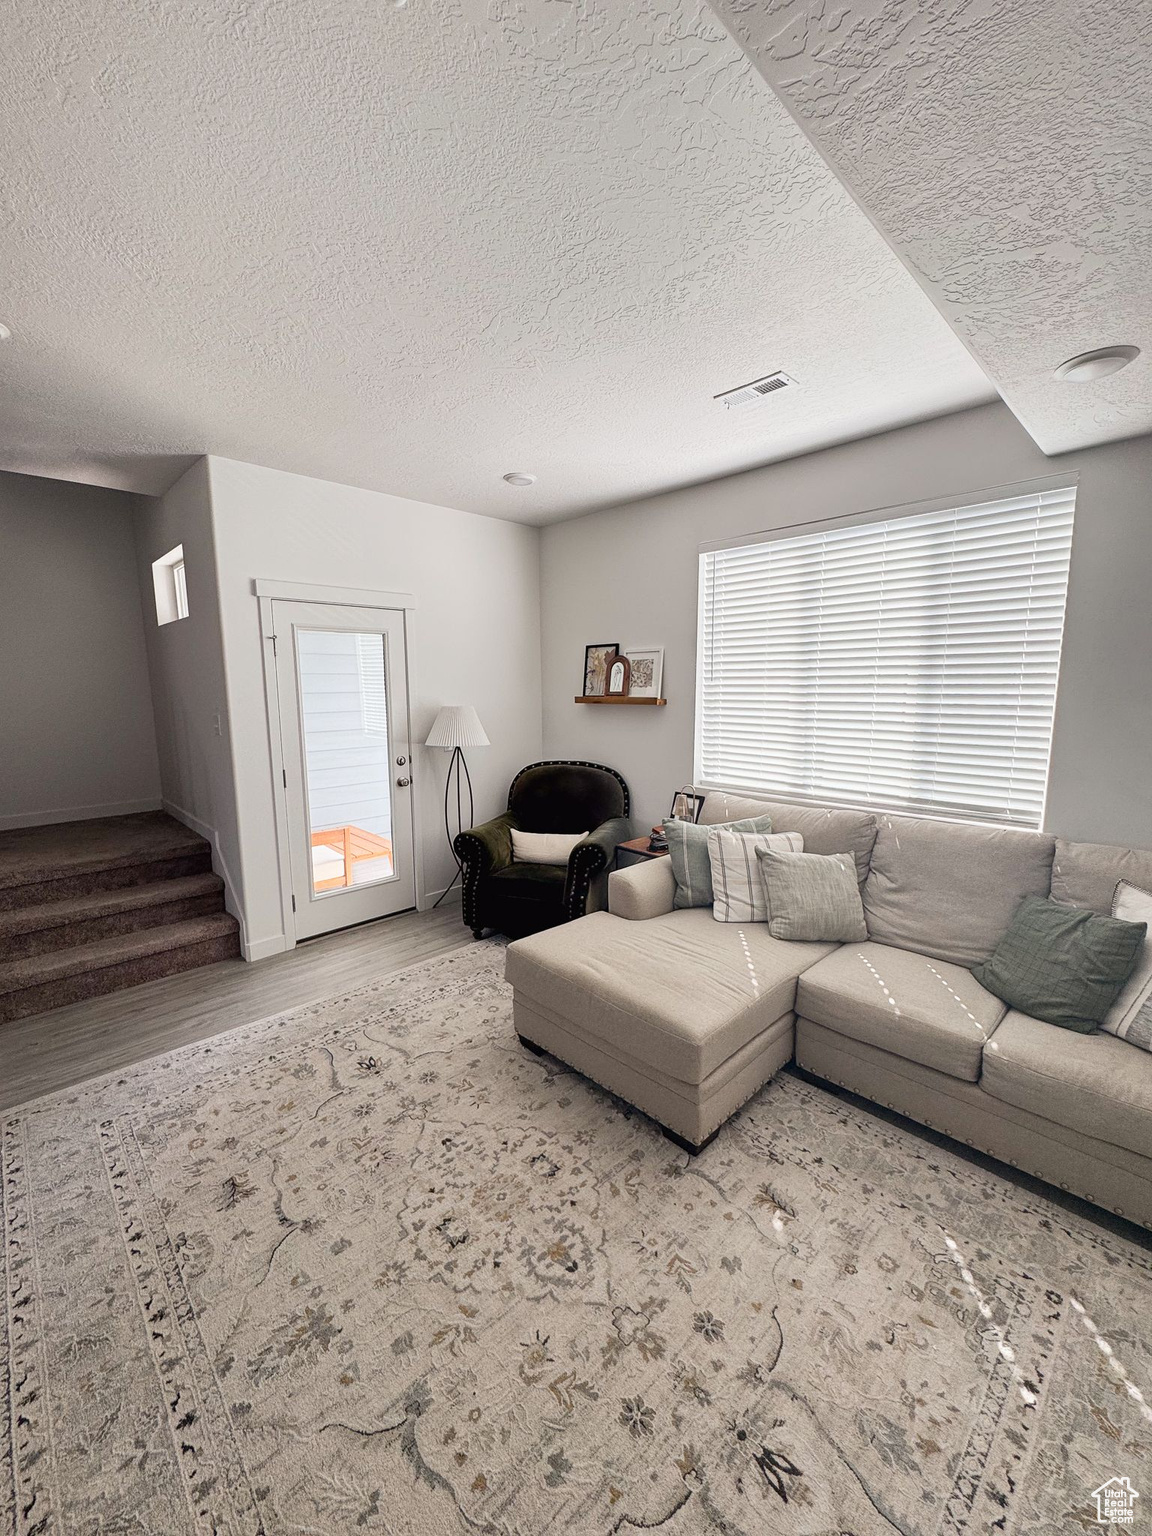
[[615, 836, 670, 869]]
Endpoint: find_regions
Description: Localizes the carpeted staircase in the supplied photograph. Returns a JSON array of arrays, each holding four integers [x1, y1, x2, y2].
[[0, 811, 241, 1023]]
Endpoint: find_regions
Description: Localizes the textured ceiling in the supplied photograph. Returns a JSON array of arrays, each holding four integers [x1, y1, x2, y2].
[[708, 0, 1152, 456], [0, 0, 993, 523]]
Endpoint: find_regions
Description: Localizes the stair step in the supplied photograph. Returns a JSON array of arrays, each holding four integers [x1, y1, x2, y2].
[[0, 914, 241, 1024], [0, 849, 217, 911], [0, 874, 227, 960], [0, 811, 213, 911]]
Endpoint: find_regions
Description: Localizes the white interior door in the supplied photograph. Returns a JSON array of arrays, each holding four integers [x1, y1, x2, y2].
[[273, 600, 416, 939]]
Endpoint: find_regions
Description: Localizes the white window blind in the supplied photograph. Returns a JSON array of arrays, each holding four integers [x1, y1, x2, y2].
[[355, 633, 389, 738], [172, 559, 189, 621], [697, 485, 1076, 828]]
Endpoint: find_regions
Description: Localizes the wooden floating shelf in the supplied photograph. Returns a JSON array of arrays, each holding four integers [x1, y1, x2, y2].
[[574, 695, 667, 706]]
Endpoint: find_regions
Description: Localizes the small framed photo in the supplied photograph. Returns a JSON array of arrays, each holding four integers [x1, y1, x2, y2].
[[583, 643, 619, 696], [668, 789, 704, 823], [623, 646, 663, 699], [606, 655, 631, 696]]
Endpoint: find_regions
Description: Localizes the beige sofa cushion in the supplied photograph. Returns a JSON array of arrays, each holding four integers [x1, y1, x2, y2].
[[797, 941, 1007, 1081], [861, 815, 1055, 967], [982, 1010, 1152, 1160], [1049, 838, 1152, 913], [700, 793, 877, 883], [505, 908, 835, 1085], [797, 1018, 1152, 1226], [608, 857, 676, 921]]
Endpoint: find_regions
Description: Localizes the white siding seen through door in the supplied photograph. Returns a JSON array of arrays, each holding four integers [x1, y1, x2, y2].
[[297, 631, 393, 883]]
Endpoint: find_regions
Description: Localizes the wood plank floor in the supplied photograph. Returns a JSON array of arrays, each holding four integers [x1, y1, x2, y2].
[[0, 903, 474, 1110]]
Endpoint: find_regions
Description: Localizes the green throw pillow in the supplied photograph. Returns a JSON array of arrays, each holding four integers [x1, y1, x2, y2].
[[972, 895, 1147, 1033], [755, 846, 867, 942], [664, 814, 773, 908]]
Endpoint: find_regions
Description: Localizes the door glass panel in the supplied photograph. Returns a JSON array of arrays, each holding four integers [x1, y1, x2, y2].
[[296, 629, 395, 895]]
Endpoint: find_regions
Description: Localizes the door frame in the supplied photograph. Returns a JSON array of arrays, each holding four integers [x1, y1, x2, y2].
[[256, 578, 423, 952]]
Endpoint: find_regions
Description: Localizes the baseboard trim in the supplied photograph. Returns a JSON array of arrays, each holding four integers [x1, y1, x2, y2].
[[0, 797, 163, 831], [162, 800, 251, 959], [418, 886, 461, 912], [244, 933, 289, 962]]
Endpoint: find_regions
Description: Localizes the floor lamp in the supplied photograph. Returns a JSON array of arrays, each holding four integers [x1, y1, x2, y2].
[[424, 704, 490, 907]]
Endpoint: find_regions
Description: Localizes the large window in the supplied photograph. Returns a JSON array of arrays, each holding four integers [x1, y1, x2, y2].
[[696, 484, 1076, 828]]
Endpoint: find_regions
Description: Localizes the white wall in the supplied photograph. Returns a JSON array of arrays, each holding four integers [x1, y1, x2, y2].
[[206, 456, 543, 957], [540, 402, 1152, 852], [133, 459, 248, 934], [0, 471, 161, 828]]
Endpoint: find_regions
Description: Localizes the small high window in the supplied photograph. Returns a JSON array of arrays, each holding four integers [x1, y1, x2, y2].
[[152, 544, 189, 625]]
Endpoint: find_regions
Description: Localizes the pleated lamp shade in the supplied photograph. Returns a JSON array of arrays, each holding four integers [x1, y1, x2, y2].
[[424, 704, 490, 749]]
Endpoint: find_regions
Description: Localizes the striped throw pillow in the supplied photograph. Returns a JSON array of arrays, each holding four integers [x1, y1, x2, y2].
[[1101, 882, 1152, 1051], [707, 829, 804, 923]]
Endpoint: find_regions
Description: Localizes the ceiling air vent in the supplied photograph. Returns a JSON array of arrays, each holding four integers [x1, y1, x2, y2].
[[714, 371, 796, 408]]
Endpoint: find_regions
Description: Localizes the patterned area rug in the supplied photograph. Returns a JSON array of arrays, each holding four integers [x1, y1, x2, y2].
[[4, 941, 1151, 1534]]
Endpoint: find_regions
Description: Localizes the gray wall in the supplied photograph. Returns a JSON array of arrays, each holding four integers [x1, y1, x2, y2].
[[540, 402, 1152, 852], [133, 458, 248, 942], [0, 471, 161, 828]]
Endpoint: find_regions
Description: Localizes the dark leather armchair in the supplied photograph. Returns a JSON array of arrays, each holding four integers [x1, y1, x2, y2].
[[455, 760, 631, 939]]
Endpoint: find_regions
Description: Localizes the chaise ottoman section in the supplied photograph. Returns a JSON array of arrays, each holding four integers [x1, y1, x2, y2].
[[505, 908, 836, 1149]]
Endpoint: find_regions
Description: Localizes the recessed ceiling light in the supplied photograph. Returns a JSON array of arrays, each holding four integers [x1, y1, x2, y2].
[[503, 472, 536, 487], [0, 323, 11, 342], [1053, 345, 1139, 382]]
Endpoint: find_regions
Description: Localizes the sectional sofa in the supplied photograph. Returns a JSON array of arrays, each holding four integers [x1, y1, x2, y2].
[[505, 791, 1152, 1229]]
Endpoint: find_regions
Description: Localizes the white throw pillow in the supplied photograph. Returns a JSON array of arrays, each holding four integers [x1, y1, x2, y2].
[[510, 828, 587, 865], [1101, 881, 1152, 1050], [707, 828, 803, 922]]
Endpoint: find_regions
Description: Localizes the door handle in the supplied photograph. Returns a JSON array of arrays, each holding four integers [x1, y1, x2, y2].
[[396, 776, 412, 787]]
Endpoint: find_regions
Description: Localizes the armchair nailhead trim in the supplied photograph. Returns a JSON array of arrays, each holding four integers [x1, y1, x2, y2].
[[508, 760, 630, 817], [463, 762, 629, 929], [454, 831, 490, 929], [565, 840, 611, 919]]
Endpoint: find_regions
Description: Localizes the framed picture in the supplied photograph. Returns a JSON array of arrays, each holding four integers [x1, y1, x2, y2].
[[582, 643, 619, 696], [606, 655, 631, 695], [668, 789, 704, 823], [623, 646, 663, 699]]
